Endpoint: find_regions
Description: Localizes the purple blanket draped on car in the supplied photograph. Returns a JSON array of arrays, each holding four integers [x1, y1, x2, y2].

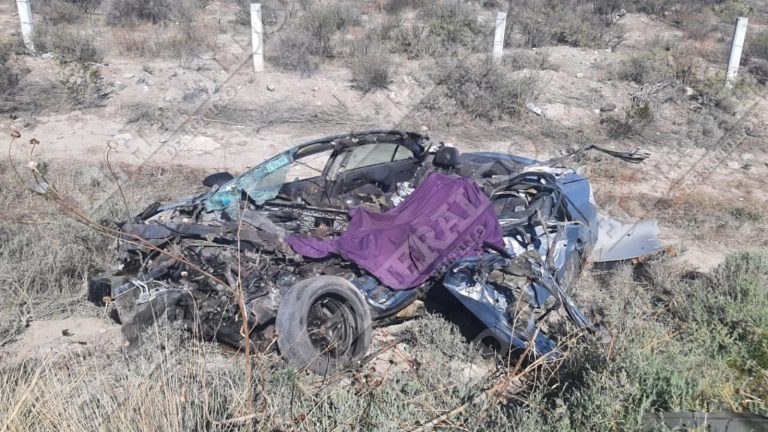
[[286, 172, 504, 290]]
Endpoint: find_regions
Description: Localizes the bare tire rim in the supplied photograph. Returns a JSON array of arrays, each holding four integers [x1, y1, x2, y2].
[[306, 294, 359, 357]]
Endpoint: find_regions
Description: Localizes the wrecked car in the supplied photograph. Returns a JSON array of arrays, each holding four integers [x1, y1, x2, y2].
[[88, 130, 664, 373]]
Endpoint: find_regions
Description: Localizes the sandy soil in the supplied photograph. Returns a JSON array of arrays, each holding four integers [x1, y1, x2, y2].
[[0, 317, 122, 363]]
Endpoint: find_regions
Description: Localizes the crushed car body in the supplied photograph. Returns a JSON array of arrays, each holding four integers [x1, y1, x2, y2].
[[88, 130, 664, 373]]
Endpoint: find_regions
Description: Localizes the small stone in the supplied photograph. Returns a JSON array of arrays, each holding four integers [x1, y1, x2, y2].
[[685, 86, 695, 97], [123, 73, 135, 79], [576, 72, 584, 78], [526, 102, 543, 116], [312, 86, 319, 92], [600, 103, 617, 112], [41, 52, 54, 59], [420, 125, 428, 132], [266, 84, 275, 91]]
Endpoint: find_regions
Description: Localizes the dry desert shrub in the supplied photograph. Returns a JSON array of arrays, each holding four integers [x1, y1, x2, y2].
[[268, 2, 361, 75], [0, 43, 23, 96], [33, 27, 103, 64], [105, 0, 209, 26], [504, 0, 623, 49], [112, 21, 217, 67], [348, 41, 391, 92], [430, 58, 540, 121], [387, 0, 490, 59]]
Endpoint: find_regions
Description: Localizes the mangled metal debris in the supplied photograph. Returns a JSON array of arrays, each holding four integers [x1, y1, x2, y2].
[[89, 130, 665, 373]]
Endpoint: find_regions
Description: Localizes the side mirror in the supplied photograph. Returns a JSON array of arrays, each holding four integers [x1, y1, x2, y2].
[[202, 172, 234, 188]]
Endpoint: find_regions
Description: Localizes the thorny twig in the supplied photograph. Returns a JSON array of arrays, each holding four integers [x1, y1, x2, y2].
[[105, 141, 131, 220], [8, 134, 230, 290], [411, 328, 585, 432]]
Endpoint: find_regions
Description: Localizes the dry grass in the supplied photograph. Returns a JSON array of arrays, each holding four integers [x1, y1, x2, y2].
[[112, 21, 217, 67], [2, 139, 768, 430]]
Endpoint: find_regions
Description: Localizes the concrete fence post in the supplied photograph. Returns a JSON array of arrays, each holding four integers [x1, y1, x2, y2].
[[493, 11, 507, 63], [251, 3, 264, 72], [725, 17, 748, 90], [16, 0, 34, 53]]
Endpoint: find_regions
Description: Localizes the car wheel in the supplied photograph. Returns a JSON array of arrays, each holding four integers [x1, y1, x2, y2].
[[276, 276, 372, 374]]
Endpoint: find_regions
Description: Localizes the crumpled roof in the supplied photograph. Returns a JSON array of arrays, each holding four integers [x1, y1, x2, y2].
[[287, 172, 505, 289]]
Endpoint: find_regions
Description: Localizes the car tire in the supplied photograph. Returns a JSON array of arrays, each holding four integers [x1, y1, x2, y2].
[[276, 275, 372, 374]]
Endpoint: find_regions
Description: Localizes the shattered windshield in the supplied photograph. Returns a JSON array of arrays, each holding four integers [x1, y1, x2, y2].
[[205, 150, 295, 214]]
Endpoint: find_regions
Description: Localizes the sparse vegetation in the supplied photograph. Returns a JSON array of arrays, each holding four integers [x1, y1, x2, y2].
[[431, 59, 539, 121], [268, 3, 361, 74], [106, 0, 208, 26], [25, 27, 106, 106], [2, 159, 767, 431], [613, 50, 670, 84], [348, 42, 391, 92], [33, 0, 82, 25], [112, 21, 217, 67], [505, 0, 623, 49], [600, 101, 654, 138], [382, 0, 428, 14], [0, 43, 22, 96], [388, 0, 489, 58], [504, 50, 558, 71], [1, 0, 768, 429], [37, 27, 103, 64], [749, 29, 768, 62]]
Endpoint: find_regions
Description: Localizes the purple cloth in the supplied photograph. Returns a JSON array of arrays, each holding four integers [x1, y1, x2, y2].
[[286, 172, 504, 289]]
